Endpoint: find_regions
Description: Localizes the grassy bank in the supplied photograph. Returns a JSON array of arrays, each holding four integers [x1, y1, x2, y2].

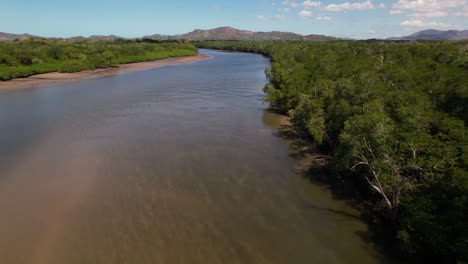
[[196, 40, 468, 262], [0, 39, 198, 81]]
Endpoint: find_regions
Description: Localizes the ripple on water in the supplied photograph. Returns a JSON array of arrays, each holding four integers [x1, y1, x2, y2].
[[0, 50, 389, 264]]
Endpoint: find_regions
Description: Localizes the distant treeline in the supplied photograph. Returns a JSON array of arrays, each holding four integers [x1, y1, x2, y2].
[[0, 39, 198, 80], [196, 40, 468, 262]]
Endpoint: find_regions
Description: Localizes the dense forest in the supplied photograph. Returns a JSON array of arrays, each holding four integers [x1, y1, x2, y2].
[[0, 39, 198, 81], [196, 40, 468, 262]]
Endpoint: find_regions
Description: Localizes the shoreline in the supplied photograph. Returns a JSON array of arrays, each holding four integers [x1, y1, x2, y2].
[[0, 54, 210, 90]]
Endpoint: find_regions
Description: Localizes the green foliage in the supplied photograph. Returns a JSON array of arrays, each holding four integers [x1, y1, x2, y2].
[[0, 39, 198, 80], [290, 95, 325, 144], [59, 61, 94, 73], [398, 170, 468, 262], [196, 40, 468, 262]]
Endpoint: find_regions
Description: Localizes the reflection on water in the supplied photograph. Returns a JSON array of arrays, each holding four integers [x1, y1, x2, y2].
[[0, 50, 387, 263]]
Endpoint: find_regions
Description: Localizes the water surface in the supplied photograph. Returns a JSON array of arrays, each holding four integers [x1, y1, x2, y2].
[[0, 50, 387, 263]]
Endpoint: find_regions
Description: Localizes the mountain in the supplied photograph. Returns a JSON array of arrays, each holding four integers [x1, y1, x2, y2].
[[1, 27, 338, 42], [303, 34, 341, 41], [388, 29, 468, 40], [178, 27, 255, 40], [0, 32, 38, 41], [88, 35, 124, 41], [66, 36, 87, 42], [3, 28, 468, 42], [142, 34, 172, 40], [0, 32, 124, 42], [145, 27, 338, 41]]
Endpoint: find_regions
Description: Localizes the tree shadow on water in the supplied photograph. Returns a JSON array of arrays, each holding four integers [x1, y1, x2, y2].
[[302, 202, 363, 221], [262, 110, 399, 262]]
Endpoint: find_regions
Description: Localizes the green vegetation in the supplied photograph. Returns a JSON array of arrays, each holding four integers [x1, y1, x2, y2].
[[197, 40, 468, 262], [0, 39, 198, 80]]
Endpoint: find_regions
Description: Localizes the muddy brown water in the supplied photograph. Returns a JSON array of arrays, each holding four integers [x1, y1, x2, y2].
[[0, 50, 389, 263]]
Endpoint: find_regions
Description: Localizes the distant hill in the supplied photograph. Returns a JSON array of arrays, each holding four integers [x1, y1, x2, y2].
[[0, 32, 125, 41], [2, 27, 339, 42], [303, 34, 340, 41], [178, 27, 256, 40], [0, 32, 39, 41], [66, 36, 87, 42], [388, 29, 468, 40], [88, 35, 123, 41], [145, 27, 338, 41], [3, 28, 468, 42], [142, 34, 171, 40]]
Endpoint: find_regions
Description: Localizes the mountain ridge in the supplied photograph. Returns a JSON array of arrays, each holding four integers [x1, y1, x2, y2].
[[0, 27, 338, 41], [0, 32, 39, 41], [144, 26, 338, 41], [2, 27, 467, 42], [388, 29, 468, 40]]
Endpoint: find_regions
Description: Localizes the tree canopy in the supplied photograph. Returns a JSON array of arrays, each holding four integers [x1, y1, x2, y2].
[[0, 39, 198, 80], [196, 40, 468, 262]]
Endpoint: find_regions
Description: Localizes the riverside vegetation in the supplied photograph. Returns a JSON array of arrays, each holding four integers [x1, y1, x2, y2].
[[0, 39, 198, 81], [0, 37, 466, 262], [196, 40, 468, 262]]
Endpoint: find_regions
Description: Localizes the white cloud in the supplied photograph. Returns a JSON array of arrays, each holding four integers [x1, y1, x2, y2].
[[298, 10, 313, 18], [283, 0, 300, 8], [283, 0, 383, 13], [316, 15, 331, 20], [284, 0, 321, 9], [323, 0, 375, 12], [408, 11, 449, 18], [393, 0, 466, 13], [454, 6, 468, 16], [303, 0, 321, 9], [391, 0, 467, 18], [401, 19, 464, 30]]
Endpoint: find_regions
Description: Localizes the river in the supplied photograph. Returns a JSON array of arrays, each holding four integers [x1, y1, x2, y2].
[[0, 49, 388, 263]]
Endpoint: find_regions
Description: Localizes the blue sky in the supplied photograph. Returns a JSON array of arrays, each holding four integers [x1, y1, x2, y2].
[[1, 0, 466, 38]]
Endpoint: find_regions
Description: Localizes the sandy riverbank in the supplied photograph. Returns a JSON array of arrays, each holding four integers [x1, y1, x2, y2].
[[0, 54, 210, 90]]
